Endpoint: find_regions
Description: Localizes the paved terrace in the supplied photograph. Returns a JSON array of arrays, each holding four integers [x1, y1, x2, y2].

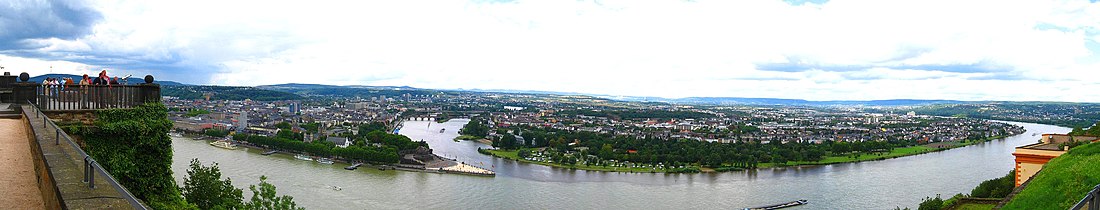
[[0, 104, 44, 209], [17, 103, 139, 209]]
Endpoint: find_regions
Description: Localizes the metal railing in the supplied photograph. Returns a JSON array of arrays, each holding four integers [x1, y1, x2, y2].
[[26, 101, 149, 210], [1073, 184, 1100, 210], [32, 85, 156, 110]]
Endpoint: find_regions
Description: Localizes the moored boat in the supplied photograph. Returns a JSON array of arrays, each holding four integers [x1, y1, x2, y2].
[[295, 154, 313, 161], [345, 163, 363, 170], [744, 199, 807, 210], [317, 158, 334, 164], [209, 140, 238, 150], [261, 150, 278, 155]]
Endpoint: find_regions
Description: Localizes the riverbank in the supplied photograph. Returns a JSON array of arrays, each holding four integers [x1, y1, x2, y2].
[[182, 136, 495, 177], [481, 149, 677, 173], [483, 134, 1018, 173]]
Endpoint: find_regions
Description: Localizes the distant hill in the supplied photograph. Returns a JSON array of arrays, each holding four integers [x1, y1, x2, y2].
[[256, 83, 341, 89], [606, 96, 966, 106], [258, 83, 418, 90], [162, 85, 302, 101], [27, 73, 192, 86]]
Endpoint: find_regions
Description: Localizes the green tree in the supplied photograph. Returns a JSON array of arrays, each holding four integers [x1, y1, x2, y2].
[[80, 103, 189, 207], [917, 195, 943, 210], [275, 122, 292, 129], [244, 176, 304, 210], [182, 159, 243, 210]]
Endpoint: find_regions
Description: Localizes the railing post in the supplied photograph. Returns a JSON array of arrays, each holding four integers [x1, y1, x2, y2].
[[83, 156, 90, 183], [1091, 188, 1098, 210], [55, 128, 60, 145], [88, 160, 96, 189]]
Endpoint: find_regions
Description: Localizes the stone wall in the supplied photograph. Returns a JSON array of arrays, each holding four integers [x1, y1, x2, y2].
[[22, 109, 66, 209], [44, 110, 97, 125]]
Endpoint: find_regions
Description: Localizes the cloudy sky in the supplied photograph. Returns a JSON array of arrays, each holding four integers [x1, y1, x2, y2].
[[2, 0, 1100, 101]]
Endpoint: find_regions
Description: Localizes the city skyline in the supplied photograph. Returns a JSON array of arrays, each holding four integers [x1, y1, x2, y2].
[[3, 0, 1100, 101]]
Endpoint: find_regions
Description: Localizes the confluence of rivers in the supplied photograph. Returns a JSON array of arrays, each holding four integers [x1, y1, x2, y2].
[[170, 119, 1068, 209]]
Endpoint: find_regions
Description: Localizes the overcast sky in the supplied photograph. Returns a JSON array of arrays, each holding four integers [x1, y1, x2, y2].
[[2, 0, 1100, 101]]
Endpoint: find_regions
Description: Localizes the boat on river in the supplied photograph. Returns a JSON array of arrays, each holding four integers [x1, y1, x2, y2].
[[316, 158, 334, 164], [345, 163, 363, 170], [209, 140, 238, 150], [295, 154, 313, 161], [261, 150, 277, 155], [744, 200, 807, 210]]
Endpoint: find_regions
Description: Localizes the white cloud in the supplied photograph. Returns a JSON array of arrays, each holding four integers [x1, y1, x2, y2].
[[3, 0, 1100, 101]]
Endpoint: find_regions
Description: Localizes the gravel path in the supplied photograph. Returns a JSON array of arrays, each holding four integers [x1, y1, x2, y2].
[[0, 118, 45, 209]]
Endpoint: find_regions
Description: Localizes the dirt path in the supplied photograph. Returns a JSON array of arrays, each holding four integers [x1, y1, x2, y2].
[[0, 118, 45, 209]]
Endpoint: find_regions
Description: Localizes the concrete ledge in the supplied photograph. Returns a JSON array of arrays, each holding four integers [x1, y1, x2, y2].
[[22, 109, 65, 210], [22, 105, 136, 209]]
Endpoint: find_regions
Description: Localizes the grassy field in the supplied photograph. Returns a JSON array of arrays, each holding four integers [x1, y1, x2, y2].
[[759, 145, 938, 168], [454, 135, 481, 141], [1002, 142, 1100, 209], [484, 149, 667, 173]]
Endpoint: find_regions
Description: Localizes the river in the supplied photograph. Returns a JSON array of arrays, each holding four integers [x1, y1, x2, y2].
[[170, 119, 1068, 209]]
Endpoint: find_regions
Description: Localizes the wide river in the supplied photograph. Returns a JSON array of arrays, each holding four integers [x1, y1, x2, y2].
[[170, 119, 1068, 209]]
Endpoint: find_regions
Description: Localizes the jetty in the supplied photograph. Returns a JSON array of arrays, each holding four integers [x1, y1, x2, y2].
[[345, 163, 364, 170], [744, 200, 807, 210]]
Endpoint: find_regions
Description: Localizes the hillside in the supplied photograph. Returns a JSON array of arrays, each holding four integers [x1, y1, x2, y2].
[[1002, 142, 1100, 209], [162, 85, 302, 101]]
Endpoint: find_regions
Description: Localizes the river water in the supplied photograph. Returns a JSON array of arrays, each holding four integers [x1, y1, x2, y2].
[[170, 119, 1068, 209]]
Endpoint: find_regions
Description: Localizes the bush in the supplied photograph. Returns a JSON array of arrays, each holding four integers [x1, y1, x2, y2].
[[917, 195, 943, 210], [80, 103, 187, 207], [971, 170, 1016, 198]]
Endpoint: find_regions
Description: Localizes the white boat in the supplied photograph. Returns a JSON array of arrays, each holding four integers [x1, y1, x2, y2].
[[295, 154, 313, 161], [209, 140, 238, 150], [316, 158, 334, 164]]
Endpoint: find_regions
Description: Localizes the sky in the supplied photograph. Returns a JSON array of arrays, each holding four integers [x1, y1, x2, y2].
[[2, 0, 1100, 101]]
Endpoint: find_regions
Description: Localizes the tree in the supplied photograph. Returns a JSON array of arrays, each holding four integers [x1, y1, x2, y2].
[[275, 122, 292, 130], [244, 176, 304, 210], [917, 195, 943, 210], [358, 122, 387, 134], [182, 159, 243, 210]]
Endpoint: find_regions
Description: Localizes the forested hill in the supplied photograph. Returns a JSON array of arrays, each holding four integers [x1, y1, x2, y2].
[[257, 83, 444, 98], [909, 102, 1100, 128], [162, 86, 303, 101]]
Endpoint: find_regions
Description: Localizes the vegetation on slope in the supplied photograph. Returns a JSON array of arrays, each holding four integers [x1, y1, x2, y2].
[[76, 103, 192, 208], [1002, 142, 1100, 209], [163, 86, 304, 101]]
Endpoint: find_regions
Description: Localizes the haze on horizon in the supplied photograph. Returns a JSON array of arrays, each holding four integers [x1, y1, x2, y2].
[[2, 0, 1100, 102]]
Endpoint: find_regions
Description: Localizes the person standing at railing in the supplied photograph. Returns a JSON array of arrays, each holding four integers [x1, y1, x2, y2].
[[80, 74, 91, 109], [41, 77, 50, 96], [50, 78, 61, 98], [63, 77, 73, 91], [96, 70, 110, 85]]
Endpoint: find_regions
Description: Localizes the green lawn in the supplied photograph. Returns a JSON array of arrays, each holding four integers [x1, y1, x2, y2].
[[484, 149, 667, 173], [1002, 142, 1100, 209], [454, 135, 481, 141], [760, 145, 938, 168]]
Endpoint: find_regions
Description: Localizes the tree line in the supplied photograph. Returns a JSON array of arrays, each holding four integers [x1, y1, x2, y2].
[[493, 125, 917, 169]]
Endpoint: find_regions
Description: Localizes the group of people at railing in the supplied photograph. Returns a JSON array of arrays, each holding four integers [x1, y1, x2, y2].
[[39, 70, 130, 95]]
